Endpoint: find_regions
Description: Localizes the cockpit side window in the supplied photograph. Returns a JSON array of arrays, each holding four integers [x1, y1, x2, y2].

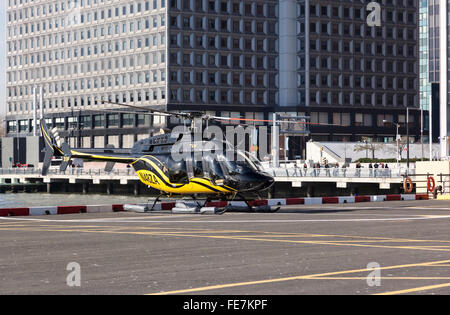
[[167, 159, 189, 184], [193, 161, 203, 177]]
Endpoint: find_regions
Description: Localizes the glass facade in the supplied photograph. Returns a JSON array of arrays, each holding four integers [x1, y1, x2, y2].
[[428, 0, 449, 156], [166, 0, 278, 111], [419, 0, 430, 110], [306, 0, 418, 109], [428, 0, 440, 82]]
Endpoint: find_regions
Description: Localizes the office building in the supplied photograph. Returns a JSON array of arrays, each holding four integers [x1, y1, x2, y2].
[[287, 0, 420, 144], [5, 0, 421, 161], [6, 0, 168, 150], [428, 0, 449, 157]]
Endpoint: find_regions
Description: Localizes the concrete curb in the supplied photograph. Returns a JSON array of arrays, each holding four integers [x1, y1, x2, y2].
[[0, 194, 430, 217]]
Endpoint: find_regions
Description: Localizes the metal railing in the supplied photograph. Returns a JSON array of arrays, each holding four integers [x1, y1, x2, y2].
[[266, 167, 413, 179], [0, 168, 136, 177], [0, 167, 416, 179]]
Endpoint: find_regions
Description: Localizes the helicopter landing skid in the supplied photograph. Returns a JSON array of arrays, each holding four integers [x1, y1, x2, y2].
[[141, 195, 226, 215], [224, 204, 280, 213], [224, 194, 280, 213], [124, 195, 279, 215], [171, 201, 227, 215]]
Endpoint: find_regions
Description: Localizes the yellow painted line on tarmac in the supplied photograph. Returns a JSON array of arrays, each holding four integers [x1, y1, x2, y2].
[[3, 224, 450, 254], [305, 277, 450, 280], [148, 259, 450, 295], [374, 282, 450, 295], [121, 232, 450, 253]]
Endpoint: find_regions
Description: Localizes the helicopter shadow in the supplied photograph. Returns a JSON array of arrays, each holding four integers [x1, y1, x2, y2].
[[277, 208, 358, 214]]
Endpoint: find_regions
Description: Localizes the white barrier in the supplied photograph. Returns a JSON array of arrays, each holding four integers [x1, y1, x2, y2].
[[370, 195, 386, 202], [304, 197, 323, 205], [400, 194, 416, 201], [338, 196, 355, 204], [29, 206, 58, 216], [268, 199, 287, 206]]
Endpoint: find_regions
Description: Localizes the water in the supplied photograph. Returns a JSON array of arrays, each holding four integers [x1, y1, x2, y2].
[[0, 192, 157, 208]]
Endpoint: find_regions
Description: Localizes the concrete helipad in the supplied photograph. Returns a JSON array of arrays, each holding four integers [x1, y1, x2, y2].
[[0, 200, 449, 295]]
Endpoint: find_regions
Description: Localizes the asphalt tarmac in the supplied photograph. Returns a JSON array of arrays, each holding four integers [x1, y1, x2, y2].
[[0, 200, 449, 295]]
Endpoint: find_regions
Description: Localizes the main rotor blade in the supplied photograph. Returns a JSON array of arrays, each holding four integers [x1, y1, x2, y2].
[[94, 108, 165, 116], [211, 116, 343, 127]]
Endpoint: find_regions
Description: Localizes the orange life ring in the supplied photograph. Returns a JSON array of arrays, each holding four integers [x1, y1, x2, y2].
[[427, 176, 435, 193], [403, 177, 413, 193]]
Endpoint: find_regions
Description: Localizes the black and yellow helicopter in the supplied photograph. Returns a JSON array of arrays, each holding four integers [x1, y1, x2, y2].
[[40, 102, 281, 213]]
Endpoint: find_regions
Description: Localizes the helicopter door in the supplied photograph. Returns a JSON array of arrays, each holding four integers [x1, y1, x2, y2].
[[167, 158, 189, 184], [204, 155, 226, 185], [217, 155, 230, 176], [185, 156, 194, 179]]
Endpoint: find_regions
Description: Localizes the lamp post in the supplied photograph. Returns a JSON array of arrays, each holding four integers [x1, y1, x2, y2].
[[394, 122, 400, 168], [404, 107, 424, 173], [363, 139, 368, 158], [16, 122, 20, 166], [406, 107, 409, 172], [429, 94, 433, 161], [420, 105, 424, 161], [384, 119, 400, 169]]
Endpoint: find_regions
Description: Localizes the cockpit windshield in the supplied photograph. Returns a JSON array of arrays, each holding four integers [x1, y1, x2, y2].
[[245, 152, 264, 172], [205, 156, 225, 180], [217, 152, 258, 175], [205, 151, 264, 179]]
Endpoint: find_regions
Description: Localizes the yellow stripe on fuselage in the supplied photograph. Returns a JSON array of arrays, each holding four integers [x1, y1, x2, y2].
[[136, 169, 235, 195], [136, 156, 235, 194], [70, 150, 135, 162]]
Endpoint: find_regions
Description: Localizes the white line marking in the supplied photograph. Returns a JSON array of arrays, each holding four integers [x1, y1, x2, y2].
[[1, 215, 450, 224]]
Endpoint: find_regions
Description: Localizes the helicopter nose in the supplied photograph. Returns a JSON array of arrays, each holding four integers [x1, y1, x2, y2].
[[225, 172, 274, 192], [245, 172, 274, 192], [259, 173, 275, 190]]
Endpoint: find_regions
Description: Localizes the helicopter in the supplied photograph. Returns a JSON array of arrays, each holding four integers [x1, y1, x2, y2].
[[40, 102, 286, 213]]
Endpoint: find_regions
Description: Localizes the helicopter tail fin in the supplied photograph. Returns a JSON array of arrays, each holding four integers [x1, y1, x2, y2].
[[40, 120, 55, 176], [59, 142, 73, 172], [40, 120, 69, 175]]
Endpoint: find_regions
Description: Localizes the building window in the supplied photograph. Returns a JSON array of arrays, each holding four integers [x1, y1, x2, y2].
[[93, 115, 105, 128], [108, 114, 119, 127], [122, 114, 135, 127], [333, 113, 350, 126]]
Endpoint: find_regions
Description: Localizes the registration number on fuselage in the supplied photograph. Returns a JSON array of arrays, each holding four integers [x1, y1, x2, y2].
[[137, 171, 160, 185]]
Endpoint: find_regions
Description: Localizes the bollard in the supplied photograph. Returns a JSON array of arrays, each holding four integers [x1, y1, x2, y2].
[[107, 183, 114, 195], [133, 183, 140, 196], [82, 183, 89, 194], [306, 185, 314, 197]]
